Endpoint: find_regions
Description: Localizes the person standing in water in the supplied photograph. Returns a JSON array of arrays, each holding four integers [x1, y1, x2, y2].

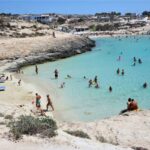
[[35, 65, 38, 75], [138, 58, 142, 64], [54, 69, 58, 79], [89, 79, 92, 88], [46, 95, 54, 111], [133, 57, 136, 62], [116, 68, 120, 75], [109, 86, 112, 92], [143, 82, 148, 88], [121, 69, 124, 76], [94, 76, 98, 84]]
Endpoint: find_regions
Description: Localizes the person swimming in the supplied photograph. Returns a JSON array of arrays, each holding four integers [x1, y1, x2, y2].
[[132, 62, 136, 66], [67, 75, 72, 78], [143, 82, 148, 88]]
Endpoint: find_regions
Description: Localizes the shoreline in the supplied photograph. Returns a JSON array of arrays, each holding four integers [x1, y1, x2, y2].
[[0, 33, 150, 149], [16, 33, 150, 123]]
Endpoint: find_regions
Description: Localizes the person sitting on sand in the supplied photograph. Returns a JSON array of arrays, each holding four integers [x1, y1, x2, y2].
[[143, 82, 148, 88], [89, 79, 92, 88], [120, 98, 132, 114], [46, 95, 54, 111], [129, 99, 138, 111]]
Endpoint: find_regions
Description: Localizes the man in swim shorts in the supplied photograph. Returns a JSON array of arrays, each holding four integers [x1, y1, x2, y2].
[[46, 95, 54, 111]]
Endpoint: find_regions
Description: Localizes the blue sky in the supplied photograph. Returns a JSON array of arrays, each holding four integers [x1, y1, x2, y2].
[[0, 0, 150, 14]]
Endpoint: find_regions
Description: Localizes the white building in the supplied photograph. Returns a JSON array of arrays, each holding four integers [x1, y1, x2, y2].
[[20, 14, 54, 24]]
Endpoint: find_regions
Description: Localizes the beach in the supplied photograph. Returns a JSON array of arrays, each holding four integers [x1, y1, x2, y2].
[[0, 26, 150, 149]]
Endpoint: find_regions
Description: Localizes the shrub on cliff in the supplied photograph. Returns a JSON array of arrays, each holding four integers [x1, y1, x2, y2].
[[9, 115, 57, 140], [65, 130, 90, 139]]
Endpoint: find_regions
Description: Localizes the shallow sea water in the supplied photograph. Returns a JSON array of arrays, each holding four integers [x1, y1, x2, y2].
[[23, 35, 150, 121]]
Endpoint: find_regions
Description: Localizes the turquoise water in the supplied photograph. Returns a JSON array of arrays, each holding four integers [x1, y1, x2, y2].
[[23, 35, 150, 121]]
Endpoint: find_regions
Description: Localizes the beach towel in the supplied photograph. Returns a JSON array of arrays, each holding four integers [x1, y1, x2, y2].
[[0, 86, 5, 91]]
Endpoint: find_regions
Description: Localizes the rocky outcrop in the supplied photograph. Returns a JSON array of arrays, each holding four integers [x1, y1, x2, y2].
[[60, 110, 150, 150], [0, 35, 95, 72]]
